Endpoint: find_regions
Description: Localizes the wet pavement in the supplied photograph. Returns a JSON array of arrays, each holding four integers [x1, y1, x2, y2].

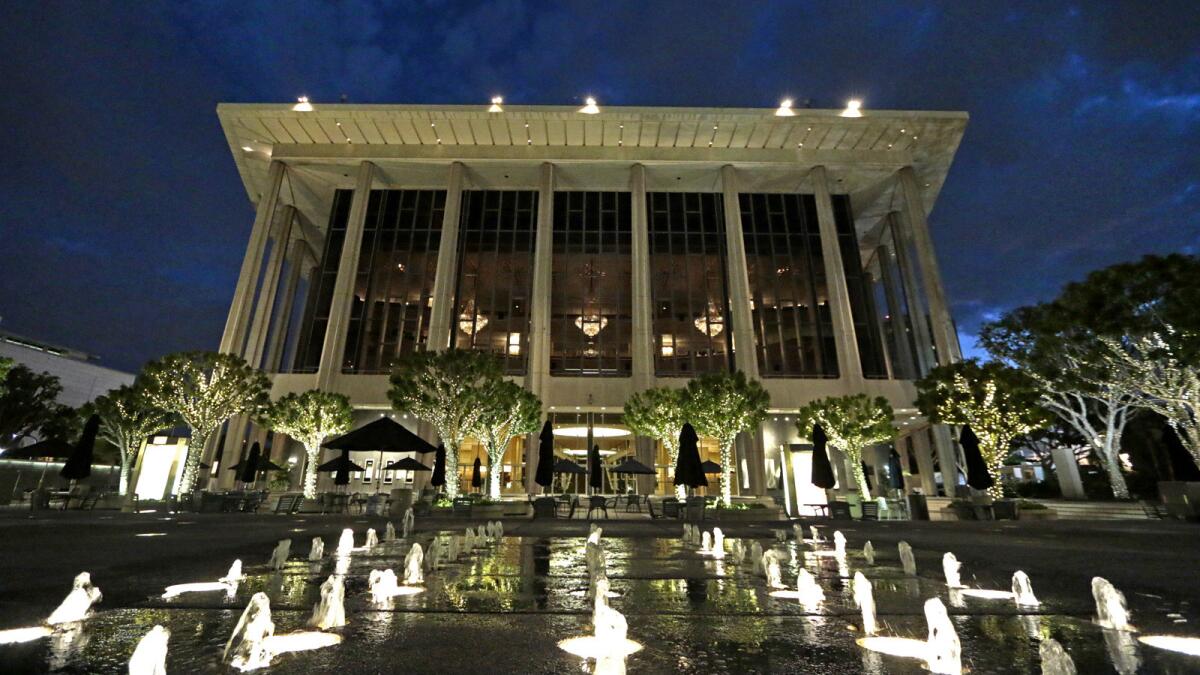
[[1, 510, 1198, 673]]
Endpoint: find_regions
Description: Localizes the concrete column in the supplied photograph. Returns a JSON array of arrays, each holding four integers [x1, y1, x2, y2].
[[426, 162, 466, 352], [525, 163, 555, 494], [908, 431, 938, 495], [877, 243, 917, 380], [316, 161, 376, 390], [629, 164, 653, 392], [244, 206, 295, 369], [264, 241, 309, 374], [933, 426, 960, 497], [810, 166, 863, 384], [635, 436, 656, 495], [221, 160, 285, 355], [898, 166, 961, 363], [719, 166, 759, 379], [889, 211, 934, 374], [1051, 446, 1086, 499]]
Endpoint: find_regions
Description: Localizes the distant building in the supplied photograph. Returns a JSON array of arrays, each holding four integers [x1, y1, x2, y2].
[[0, 332, 134, 408]]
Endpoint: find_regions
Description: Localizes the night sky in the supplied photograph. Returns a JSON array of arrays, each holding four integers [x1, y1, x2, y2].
[[1, 1, 1197, 372]]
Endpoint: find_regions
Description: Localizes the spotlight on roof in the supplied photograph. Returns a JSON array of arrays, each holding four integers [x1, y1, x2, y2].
[[292, 96, 313, 112], [241, 145, 253, 152], [488, 96, 504, 113], [775, 99, 795, 117], [840, 99, 863, 117], [578, 97, 600, 114]]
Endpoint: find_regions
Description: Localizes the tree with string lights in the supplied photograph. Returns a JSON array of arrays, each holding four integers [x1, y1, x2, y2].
[[796, 394, 895, 500], [259, 390, 354, 498], [624, 386, 690, 498], [85, 384, 173, 496], [685, 371, 769, 506], [471, 380, 541, 500]]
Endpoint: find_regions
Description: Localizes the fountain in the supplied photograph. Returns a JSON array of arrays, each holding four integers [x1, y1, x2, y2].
[[1039, 638, 1077, 675], [1012, 571, 1039, 607], [369, 568, 423, 600], [447, 535, 460, 561], [47, 572, 103, 625], [309, 537, 325, 561], [404, 543, 425, 585], [853, 572, 877, 635], [857, 598, 961, 674], [128, 625, 169, 675], [464, 527, 475, 550], [162, 560, 243, 598], [225, 593, 341, 671], [268, 539, 291, 571], [710, 528, 725, 559], [833, 530, 846, 556], [750, 541, 765, 575], [898, 541, 917, 576], [426, 540, 442, 571], [1139, 635, 1200, 657], [810, 525, 823, 543], [477, 525, 488, 546], [588, 526, 603, 547], [334, 553, 351, 576], [775, 528, 787, 543], [336, 528, 354, 556], [1092, 577, 1133, 631], [402, 507, 415, 538], [942, 552, 963, 588], [384, 521, 397, 542], [558, 592, 642, 662], [493, 520, 504, 540], [731, 539, 745, 565], [365, 528, 379, 549], [222, 559, 244, 583], [308, 575, 347, 629], [863, 541, 875, 566], [793, 523, 804, 543], [700, 530, 712, 553], [763, 552, 784, 589], [771, 567, 825, 609]]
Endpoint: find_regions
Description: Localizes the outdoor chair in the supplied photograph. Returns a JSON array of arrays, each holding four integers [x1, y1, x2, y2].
[[323, 493, 350, 514], [452, 497, 473, 517], [860, 502, 879, 521], [273, 494, 299, 514], [625, 494, 643, 513], [662, 498, 681, 519], [1139, 500, 1167, 520], [533, 497, 558, 519], [828, 501, 853, 520], [587, 496, 610, 520], [646, 499, 661, 519], [992, 500, 1019, 520], [948, 501, 977, 521]]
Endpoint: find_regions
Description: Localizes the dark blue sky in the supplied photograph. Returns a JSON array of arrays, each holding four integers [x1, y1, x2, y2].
[[1, 1, 1197, 372]]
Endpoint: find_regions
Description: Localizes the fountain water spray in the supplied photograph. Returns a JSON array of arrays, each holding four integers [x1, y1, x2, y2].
[[426, 540, 442, 571], [268, 540, 291, 571], [128, 625, 169, 675], [369, 568, 423, 600], [731, 540, 745, 565], [402, 507, 415, 538], [1092, 577, 1133, 631], [1039, 638, 1077, 675], [309, 537, 324, 561], [863, 541, 875, 566], [853, 572, 877, 635], [336, 529, 354, 556], [833, 531, 846, 556], [493, 520, 504, 540], [942, 553, 963, 588], [710, 528, 725, 559], [384, 522, 397, 542], [404, 543, 425, 585], [775, 529, 787, 543], [365, 528, 379, 549], [810, 525, 823, 543], [308, 575, 346, 629], [225, 592, 341, 671], [162, 560, 244, 599], [1012, 571, 1039, 607], [476, 525, 488, 546], [750, 541, 765, 575], [793, 523, 803, 543], [898, 541, 916, 576], [700, 530, 712, 553], [447, 535, 460, 561], [558, 589, 642, 661], [47, 572, 103, 625], [925, 598, 962, 674], [795, 569, 825, 609], [764, 552, 784, 589]]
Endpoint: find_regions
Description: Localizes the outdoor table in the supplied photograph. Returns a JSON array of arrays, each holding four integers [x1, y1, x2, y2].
[[803, 503, 830, 517]]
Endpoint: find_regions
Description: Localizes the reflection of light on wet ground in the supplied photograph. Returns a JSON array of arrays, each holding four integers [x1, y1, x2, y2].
[[856, 636, 931, 660], [957, 589, 1015, 600], [136, 533, 167, 537], [0, 626, 52, 644], [557, 635, 642, 658], [263, 631, 342, 654], [1139, 635, 1200, 656], [162, 582, 233, 599]]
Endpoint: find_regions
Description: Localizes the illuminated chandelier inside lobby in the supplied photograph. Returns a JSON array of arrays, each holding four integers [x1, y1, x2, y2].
[[575, 314, 607, 337], [458, 304, 488, 335], [693, 304, 724, 337]]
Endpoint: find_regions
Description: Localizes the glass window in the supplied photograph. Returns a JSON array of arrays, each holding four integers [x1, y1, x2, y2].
[[547, 412, 634, 494], [648, 193, 733, 376], [363, 458, 374, 483], [452, 191, 538, 374], [293, 190, 354, 373], [550, 192, 632, 376], [739, 193, 838, 377], [832, 195, 889, 379]]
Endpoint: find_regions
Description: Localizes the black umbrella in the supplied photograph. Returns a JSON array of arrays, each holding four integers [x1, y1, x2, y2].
[[861, 461, 874, 493], [534, 420, 555, 489], [471, 457, 483, 489], [888, 449, 906, 490], [612, 458, 655, 475], [699, 459, 722, 474], [4, 438, 74, 460], [256, 456, 287, 472], [430, 444, 446, 488], [588, 445, 603, 491], [322, 417, 437, 453], [809, 424, 836, 489], [552, 458, 586, 474], [239, 443, 262, 484], [673, 423, 707, 489], [60, 414, 98, 481], [317, 449, 362, 487], [383, 456, 432, 472], [960, 425, 995, 491]]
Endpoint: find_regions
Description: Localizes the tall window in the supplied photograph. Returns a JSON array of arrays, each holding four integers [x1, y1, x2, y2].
[[292, 189, 446, 374], [833, 195, 889, 379], [648, 192, 733, 376], [740, 193, 839, 377], [550, 192, 632, 376], [452, 191, 538, 375]]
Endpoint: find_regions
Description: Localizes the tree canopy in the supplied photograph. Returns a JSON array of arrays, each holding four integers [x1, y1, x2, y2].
[[84, 383, 174, 495], [685, 371, 770, 505], [0, 363, 72, 447], [472, 379, 542, 499], [624, 386, 690, 497], [260, 389, 354, 498], [796, 394, 895, 499]]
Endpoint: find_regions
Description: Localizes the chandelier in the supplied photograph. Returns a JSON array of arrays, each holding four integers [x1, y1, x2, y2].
[[693, 304, 725, 337], [458, 305, 488, 335], [575, 314, 607, 338]]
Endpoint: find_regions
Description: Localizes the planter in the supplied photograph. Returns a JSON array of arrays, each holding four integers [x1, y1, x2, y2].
[[711, 507, 783, 522], [470, 503, 528, 519]]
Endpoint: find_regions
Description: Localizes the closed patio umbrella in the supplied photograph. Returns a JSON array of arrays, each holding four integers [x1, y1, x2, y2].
[[534, 420, 554, 490], [809, 424, 836, 489], [960, 425, 995, 491], [699, 459, 722, 474], [430, 444, 446, 489], [588, 445, 603, 492], [861, 461, 874, 493], [60, 414, 98, 482], [888, 449, 906, 490], [673, 423, 707, 490], [471, 457, 483, 490]]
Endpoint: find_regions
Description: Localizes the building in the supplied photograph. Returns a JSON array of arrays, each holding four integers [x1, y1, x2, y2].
[[211, 100, 968, 506], [0, 332, 135, 409]]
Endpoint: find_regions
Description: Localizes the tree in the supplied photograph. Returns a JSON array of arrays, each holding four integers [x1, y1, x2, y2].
[[259, 390, 354, 498], [981, 302, 1140, 498], [915, 359, 1049, 498], [685, 371, 770, 506], [0, 364, 67, 448], [84, 384, 174, 496], [795, 394, 896, 500], [0, 356, 13, 395], [388, 349, 501, 499], [471, 380, 541, 499], [624, 387, 690, 498], [141, 352, 270, 493]]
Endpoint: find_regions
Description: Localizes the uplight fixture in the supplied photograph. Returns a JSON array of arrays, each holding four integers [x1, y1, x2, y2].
[[488, 96, 504, 113], [293, 96, 313, 112], [840, 99, 863, 117], [579, 97, 600, 114], [775, 99, 795, 117]]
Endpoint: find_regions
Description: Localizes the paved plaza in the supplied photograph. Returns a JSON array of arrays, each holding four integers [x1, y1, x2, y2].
[[1, 510, 1198, 673]]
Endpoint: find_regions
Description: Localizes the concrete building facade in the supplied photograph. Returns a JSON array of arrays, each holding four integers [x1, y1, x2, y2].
[[211, 101, 968, 505]]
